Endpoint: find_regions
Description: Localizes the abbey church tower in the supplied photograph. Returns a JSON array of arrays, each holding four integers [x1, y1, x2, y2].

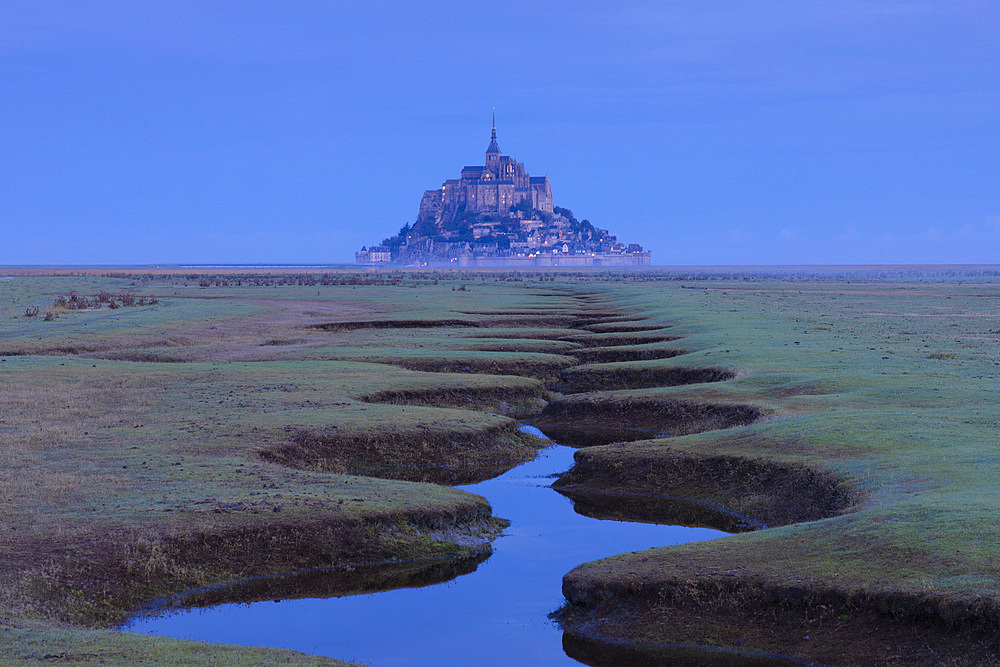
[[417, 115, 553, 225]]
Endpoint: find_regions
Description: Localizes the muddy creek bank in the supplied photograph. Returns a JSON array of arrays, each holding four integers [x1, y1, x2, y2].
[[125, 430, 726, 665]]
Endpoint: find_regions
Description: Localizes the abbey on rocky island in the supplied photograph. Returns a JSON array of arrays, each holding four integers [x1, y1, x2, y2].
[[357, 117, 650, 267]]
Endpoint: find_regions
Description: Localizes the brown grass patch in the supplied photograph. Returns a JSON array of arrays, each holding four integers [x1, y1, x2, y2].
[[562, 334, 684, 348], [359, 381, 546, 412], [312, 319, 479, 331], [538, 397, 762, 439], [555, 488, 762, 533], [579, 323, 670, 333], [559, 365, 735, 393], [558, 577, 1000, 666], [569, 346, 692, 364], [556, 447, 858, 527], [384, 356, 574, 381], [258, 423, 541, 482], [13, 508, 494, 628]]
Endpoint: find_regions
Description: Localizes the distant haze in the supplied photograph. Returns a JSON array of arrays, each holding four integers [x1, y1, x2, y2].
[[2, 1, 998, 265]]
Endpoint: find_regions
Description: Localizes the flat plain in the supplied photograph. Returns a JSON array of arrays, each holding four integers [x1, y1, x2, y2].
[[1, 268, 998, 664]]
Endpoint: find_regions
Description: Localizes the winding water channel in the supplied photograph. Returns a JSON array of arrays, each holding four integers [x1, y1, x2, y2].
[[124, 427, 725, 665]]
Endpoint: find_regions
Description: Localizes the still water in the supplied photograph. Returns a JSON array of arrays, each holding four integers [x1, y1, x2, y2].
[[125, 427, 724, 665]]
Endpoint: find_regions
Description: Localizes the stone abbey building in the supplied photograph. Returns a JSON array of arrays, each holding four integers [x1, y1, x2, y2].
[[357, 117, 650, 267], [417, 117, 553, 225]]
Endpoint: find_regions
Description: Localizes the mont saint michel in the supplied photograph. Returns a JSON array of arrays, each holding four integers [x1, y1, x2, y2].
[[357, 118, 651, 267]]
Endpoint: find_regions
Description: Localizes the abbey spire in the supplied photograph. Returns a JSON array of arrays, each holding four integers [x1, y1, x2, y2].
[[486, 109, 501, 161]]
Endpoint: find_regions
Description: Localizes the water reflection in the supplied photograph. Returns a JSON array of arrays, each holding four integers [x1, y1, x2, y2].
[[534, 425, 660, 447], [134, 552, 490, 618], [555, 488, 764, 532], [345, 459, 526, 485], [563, 632, 809, 667], [125, 428, 724, 665]]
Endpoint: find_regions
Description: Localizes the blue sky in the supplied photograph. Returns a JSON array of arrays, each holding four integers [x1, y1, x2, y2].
[[2, 1, 997, 265]]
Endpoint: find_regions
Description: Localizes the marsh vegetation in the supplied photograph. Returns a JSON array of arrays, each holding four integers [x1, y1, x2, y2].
[[1, 268, 998, 664]]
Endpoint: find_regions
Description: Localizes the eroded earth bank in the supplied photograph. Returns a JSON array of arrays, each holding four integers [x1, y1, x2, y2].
[[2, 269, 1000, 664]]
